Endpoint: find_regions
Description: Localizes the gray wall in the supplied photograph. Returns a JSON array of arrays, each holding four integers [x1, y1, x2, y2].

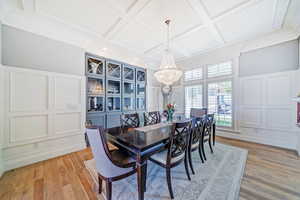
[[239, 39, 299, 77], [0, 21, 4, 177], [2, 25, 85, 75]]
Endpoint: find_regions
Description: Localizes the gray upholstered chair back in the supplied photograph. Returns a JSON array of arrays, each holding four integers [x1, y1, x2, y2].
[[190, 108, 207, 118], [86, 127, 132, 178]]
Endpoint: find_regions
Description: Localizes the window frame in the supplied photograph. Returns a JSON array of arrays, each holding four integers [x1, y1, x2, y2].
[[184, 84, 204, 118], [183, 60, 235, 130]]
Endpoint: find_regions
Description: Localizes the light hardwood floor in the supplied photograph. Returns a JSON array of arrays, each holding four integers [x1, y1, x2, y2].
[[0, 136, 300, 200]]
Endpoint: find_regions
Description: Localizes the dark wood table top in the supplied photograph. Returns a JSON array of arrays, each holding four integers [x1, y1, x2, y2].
[[105, 119, 192, 153]]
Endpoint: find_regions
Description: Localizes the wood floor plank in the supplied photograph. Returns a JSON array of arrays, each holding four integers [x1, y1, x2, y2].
[[1, 136, 300, 200]]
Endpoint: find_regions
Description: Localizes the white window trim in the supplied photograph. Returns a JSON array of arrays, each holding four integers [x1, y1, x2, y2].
[[183, 60, 235, 130]]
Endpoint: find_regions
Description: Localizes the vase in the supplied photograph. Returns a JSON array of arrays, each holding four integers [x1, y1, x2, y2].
[[167, 110, 174, 122]]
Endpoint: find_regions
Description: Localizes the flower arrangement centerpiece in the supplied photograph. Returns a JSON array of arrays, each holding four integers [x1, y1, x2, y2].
[[166, 103, 175, 122]]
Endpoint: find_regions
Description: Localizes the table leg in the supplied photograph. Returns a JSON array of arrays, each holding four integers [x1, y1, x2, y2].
[[213, 123, 216, 146], [137, 158, 147, 200]]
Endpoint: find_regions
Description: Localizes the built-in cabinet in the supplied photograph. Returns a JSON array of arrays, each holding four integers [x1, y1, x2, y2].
[[86, 53, 146, 128]]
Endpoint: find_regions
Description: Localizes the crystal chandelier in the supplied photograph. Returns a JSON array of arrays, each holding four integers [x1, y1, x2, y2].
[[154, 19, 182, 86]]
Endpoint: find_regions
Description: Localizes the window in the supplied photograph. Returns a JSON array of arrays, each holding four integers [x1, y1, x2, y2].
[[184, 68, 203, 81], [185, 85, 203, 117], [208, 81, 232, 127], [207, 62, 232, 78]]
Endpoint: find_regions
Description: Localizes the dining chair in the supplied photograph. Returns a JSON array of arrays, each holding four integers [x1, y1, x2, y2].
[[86, 126, 137, 200], [188, 117, 205, 174], [190, 108, 207, 118], [149, 120, 192, 199], [143, 111, 161, 126], [201, 114, 215, 161], [120, 113, 140, 129]]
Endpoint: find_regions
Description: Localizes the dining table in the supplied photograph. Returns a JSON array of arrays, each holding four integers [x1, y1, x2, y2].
[[104, 117, 216, 200]]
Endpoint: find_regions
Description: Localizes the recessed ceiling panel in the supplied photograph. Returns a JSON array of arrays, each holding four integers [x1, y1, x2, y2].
[[36, 0, 121, 35], [174, 27, 222, 54], [135, 0, 203, 37], [112, 20, 162, 52], [216, 0, 276, 42], [201, 0, 249, 18]]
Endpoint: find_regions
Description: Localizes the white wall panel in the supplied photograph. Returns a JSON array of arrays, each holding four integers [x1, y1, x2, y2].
[[10, 71, 48, 112], [55, 76, 82, 110], [241, 78, 262, 106], [55, 113, 81, 135], [10, 115, 48, 143], [240, 108, 262, 127], [2, 66, 86, 171], [266, 108, 292, 129], [266, 74, 291, 106]]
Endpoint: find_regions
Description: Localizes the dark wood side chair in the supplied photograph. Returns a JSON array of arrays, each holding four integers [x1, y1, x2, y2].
[[143, 111, 161, 126], [120, 113, 140, 129], [190, 108, 216, 146], [188, 117, 205, 174], [149, 120, 192, 199], [86, 126, 137, 200], [201, 114, 215, 161]]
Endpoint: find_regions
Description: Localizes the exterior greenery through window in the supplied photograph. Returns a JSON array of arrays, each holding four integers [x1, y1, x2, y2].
[[184, 61, 233, 127]]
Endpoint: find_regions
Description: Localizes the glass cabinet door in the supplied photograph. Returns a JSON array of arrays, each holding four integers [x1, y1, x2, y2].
[[136, 97, 145, 110], [107, 62, 121, 79], [107, 80, 121, 94], [88, 96, 104, 112], [87, 58, 104, 76], [107, 97, 121, 111], [123, 97, 135, 111], [123, 82, 135, 95], [124, 66, 134, 81], [88, 78, 104, 96], [137, 70, 145, 82], [137, 83, 145, 96]]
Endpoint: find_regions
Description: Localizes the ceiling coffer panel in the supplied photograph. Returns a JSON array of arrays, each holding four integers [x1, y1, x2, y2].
[[215, 0, 276, 42], [36, 0, 121, 36]]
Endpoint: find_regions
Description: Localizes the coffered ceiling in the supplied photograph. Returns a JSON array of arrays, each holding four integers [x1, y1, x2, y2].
[[2, 0, 299, 64]]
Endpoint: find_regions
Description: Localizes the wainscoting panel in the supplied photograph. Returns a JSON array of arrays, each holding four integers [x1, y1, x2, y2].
[[238, 70, 298, 150], [54, 112, 82, 135], [9, 114, 48, 143], [2, 66, 86, 171], [54, 75, 82, 111], [9, 71, 48, 112]]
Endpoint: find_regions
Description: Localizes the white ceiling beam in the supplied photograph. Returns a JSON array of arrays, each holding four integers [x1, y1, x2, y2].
[[104, 0, 153, 39], [272, 0, 291, 29], [22, 0, 36, 12], [186, 0, 225, 44]]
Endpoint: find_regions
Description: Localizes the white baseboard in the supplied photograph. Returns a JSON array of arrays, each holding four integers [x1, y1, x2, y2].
[[217, 131, 297, 151], [3, 143, 86, 172]]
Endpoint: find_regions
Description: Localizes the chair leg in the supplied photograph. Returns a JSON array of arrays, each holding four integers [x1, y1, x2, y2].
[[188, 149, 195, 174], [198, 146, 204, 163], [143, 161, 147, 192], [184, 156, 191, 181], [201, 140, 207, 161], [209, 135, 214, 154], [166, 168, 174, 199], [105, 180, 112, 200], [98, 175, 102, 194]]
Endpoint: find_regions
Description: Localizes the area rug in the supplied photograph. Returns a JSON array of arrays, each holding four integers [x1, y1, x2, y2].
[[84, 143, 248, 200]]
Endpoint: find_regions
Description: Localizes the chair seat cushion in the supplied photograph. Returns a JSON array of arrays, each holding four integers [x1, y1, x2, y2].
[[110, 149, 136, 168], [191, 142, 199, 149], [150, 150, 185, 165]]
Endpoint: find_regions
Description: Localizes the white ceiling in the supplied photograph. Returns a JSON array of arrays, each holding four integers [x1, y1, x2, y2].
[[2, 0, 300, 65]]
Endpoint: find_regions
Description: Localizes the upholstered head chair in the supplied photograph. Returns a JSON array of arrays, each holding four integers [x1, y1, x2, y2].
[[86, 126, 135, 178], [86, 126, 136, 200]]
